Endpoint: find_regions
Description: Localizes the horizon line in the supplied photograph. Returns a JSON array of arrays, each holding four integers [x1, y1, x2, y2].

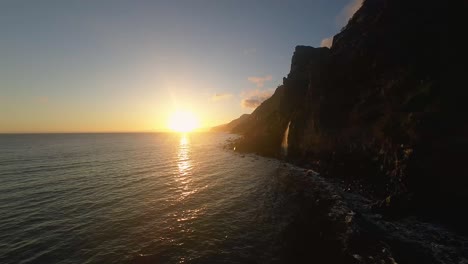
[[0, 128, 217, 135]]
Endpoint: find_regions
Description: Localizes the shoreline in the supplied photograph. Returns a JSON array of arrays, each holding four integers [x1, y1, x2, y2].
[[271, 162, 468, 263], [224, 140, 468, 263]]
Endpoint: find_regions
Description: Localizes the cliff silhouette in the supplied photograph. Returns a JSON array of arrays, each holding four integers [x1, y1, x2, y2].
[[222, 0, 468, 218]]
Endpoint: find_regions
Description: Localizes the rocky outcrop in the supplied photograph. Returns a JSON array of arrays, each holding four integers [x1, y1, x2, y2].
[[233, 46, 331, 156], [274, 166, 468, 264], [210, 114, 251, 132], [226, 0, 468, 217]]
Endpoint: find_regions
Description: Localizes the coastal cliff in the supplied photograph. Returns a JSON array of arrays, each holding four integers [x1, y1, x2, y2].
[[223, 0, 468, 215]]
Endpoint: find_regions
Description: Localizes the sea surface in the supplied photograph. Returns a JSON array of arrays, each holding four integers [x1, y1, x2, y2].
[[0, 133, 313, 264]]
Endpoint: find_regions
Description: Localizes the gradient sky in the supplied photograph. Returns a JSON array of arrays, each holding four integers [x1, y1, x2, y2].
[[0, 0, 360, 133]]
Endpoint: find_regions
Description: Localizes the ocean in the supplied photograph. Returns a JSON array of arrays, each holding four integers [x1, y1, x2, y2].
[[0, 133, 316, 264]]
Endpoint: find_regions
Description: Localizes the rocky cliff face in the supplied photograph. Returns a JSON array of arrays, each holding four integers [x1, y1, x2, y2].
[[211, 114, 251, 132], [230, 0, 468, 212]]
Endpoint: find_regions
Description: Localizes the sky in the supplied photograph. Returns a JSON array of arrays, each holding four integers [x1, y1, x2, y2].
[[0, 0, 362, 133]]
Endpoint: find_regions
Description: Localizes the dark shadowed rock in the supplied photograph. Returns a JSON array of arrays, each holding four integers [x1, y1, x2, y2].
[[226, 0, 468, 223], [210, 114, 251, 132]]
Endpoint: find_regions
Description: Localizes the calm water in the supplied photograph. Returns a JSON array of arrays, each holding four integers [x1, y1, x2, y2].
[[0, 133, 317, 264]]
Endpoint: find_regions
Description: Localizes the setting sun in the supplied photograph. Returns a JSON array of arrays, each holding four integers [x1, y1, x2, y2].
[[168, 111, 199, 132]]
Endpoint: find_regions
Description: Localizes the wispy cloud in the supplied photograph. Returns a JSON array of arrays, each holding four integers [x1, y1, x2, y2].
[[211, 93, 233, 101], [241, 88, 274, 109], [247, 75, 272, 88], [242, 98, 265, 109], [337, 0, 364, 26], [320, 36, 333, 48]]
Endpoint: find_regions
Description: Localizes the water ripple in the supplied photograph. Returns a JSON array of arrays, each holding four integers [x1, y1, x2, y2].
[[0, 133, 291, 264]]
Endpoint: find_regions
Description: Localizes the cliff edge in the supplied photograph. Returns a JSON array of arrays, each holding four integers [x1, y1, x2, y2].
[[226, 0, 468, 218]]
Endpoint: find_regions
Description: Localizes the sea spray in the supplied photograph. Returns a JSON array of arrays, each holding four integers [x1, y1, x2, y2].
[[281, 121, 291, 157]]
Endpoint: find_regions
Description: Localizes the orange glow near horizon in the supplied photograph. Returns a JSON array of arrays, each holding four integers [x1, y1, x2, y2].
[[168, 110, 200, 132]]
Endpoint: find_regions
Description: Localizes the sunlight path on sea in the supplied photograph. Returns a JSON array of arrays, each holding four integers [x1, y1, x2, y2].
[[0, 133, 290, 263], [176, 134, 194, 201]]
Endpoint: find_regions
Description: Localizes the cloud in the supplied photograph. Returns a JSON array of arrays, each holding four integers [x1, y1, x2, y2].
[[242, 98, 264, 109], [247, 75, 272, 88], [320, 36, 334, 48], [337, 0, 364, 25], [211, 93, 233, 101], [241, 88, 274, 109]]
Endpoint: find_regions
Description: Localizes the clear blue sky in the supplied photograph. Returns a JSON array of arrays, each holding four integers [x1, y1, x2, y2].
[[0, 0, 357, 132]]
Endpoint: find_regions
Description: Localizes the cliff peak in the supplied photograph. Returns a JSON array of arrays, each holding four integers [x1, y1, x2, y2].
[[228, 0, 468, 214]]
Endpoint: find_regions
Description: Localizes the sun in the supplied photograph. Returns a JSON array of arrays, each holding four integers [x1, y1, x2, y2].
[[168, 111, 199, 132]]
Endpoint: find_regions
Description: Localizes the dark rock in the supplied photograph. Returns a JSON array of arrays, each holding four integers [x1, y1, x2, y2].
[[210, 114, 251, 132], [222, 0, 468, 218], [370, 193, 415, 219]]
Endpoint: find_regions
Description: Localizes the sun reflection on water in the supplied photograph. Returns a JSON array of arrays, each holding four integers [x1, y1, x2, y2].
[[176, 134, 194, 200]]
